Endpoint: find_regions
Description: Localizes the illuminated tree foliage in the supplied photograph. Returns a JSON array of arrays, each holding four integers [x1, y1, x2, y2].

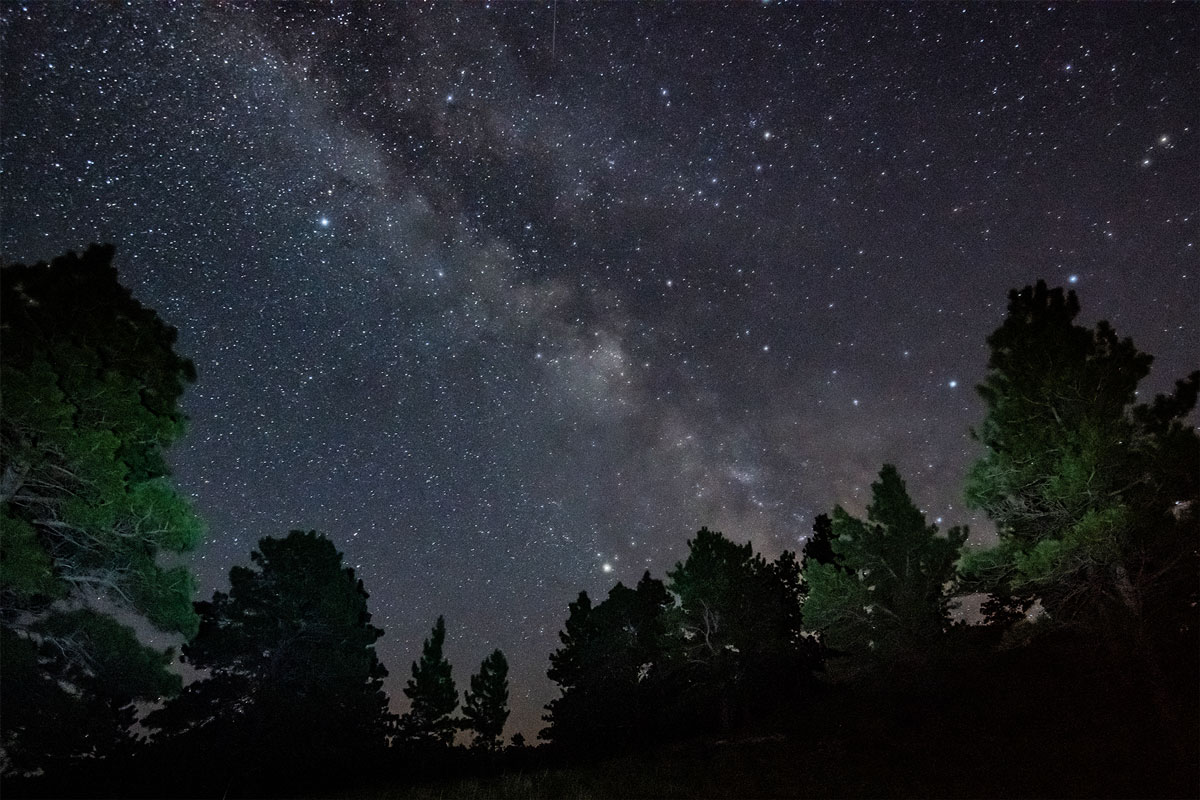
[[802, 465, 966, 667], [462, 649, 510, 751], [961, 281, 1199, 645], [143, 531, 391, 779], [399, 615, 459, 747], [0, 245, 201, 773]]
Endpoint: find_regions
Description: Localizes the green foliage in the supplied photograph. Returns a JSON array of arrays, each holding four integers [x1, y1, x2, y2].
[[963, 280, 1199, 636], [144, 531, 392, 769], [0, 508, 60, 599], [32, 609, 181, 702], [401, 616, 460, 747], [0, 245, 202, 773], [802, 465, 966, 667], [462, 649, 511, 750], [667, 528, 807, 664]]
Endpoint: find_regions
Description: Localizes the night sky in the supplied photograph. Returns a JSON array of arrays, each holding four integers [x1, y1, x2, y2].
[[2, 2, 1196, 737]]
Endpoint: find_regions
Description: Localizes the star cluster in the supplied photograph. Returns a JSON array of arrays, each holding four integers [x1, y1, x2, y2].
[[2, 3, 1196, 736]]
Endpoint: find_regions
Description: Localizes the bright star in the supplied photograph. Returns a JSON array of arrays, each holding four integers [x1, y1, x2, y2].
[[1068, 274, 1079, 284], [949, 380, 958, 388], [319, 217, 330, 228], [601, 562, 613, 573]]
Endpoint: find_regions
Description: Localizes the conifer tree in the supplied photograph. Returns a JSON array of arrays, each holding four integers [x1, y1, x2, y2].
[[801, 514, 839, 571], [962, 281, 1199, 642], [961, 281, 1198, 744], [802, 465, 966, 667], [1, 245, 201, 773], [542, 573, 675, 747], [666, 529, 813, 727], [143, 531, 391, 784], [462, 649, 510, 750], [400, 616, 459, 746]]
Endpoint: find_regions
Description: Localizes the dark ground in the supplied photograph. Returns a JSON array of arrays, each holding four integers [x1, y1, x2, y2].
[[9, 629, 1198, 799]]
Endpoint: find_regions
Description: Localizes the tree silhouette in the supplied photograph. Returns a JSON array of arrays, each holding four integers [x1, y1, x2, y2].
[[400, 615, 459, 747], [801, 513, 839, 571], [542, 572, 675, 748], [666, 528, 814, 729], [0, 245, 201, 773], [462, 649, 510, 751], [802, 465, 966, 668], [143, 531, 391, 785]]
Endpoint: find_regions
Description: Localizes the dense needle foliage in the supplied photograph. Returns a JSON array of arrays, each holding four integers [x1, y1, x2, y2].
[[803, 465, 967, 668], [963, 281, 1199, 639], [1, 246, 201, 773]]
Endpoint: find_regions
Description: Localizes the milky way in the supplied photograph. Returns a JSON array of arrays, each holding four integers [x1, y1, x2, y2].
[[2, 3, 1196, 735]]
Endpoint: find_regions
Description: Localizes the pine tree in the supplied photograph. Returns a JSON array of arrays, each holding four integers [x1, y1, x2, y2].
[[400, 616, 459, 746], [143, 531, 391, 784], [1, 245, 201, 773], [961, 281, 1198, 748], [541, 573, 675, 748], [462, 649, 510, 750], [802, 465, 966, 667], [801, 514, 838, 571], [962, 280, 1199, 642], [666, 528, 814, 727]]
